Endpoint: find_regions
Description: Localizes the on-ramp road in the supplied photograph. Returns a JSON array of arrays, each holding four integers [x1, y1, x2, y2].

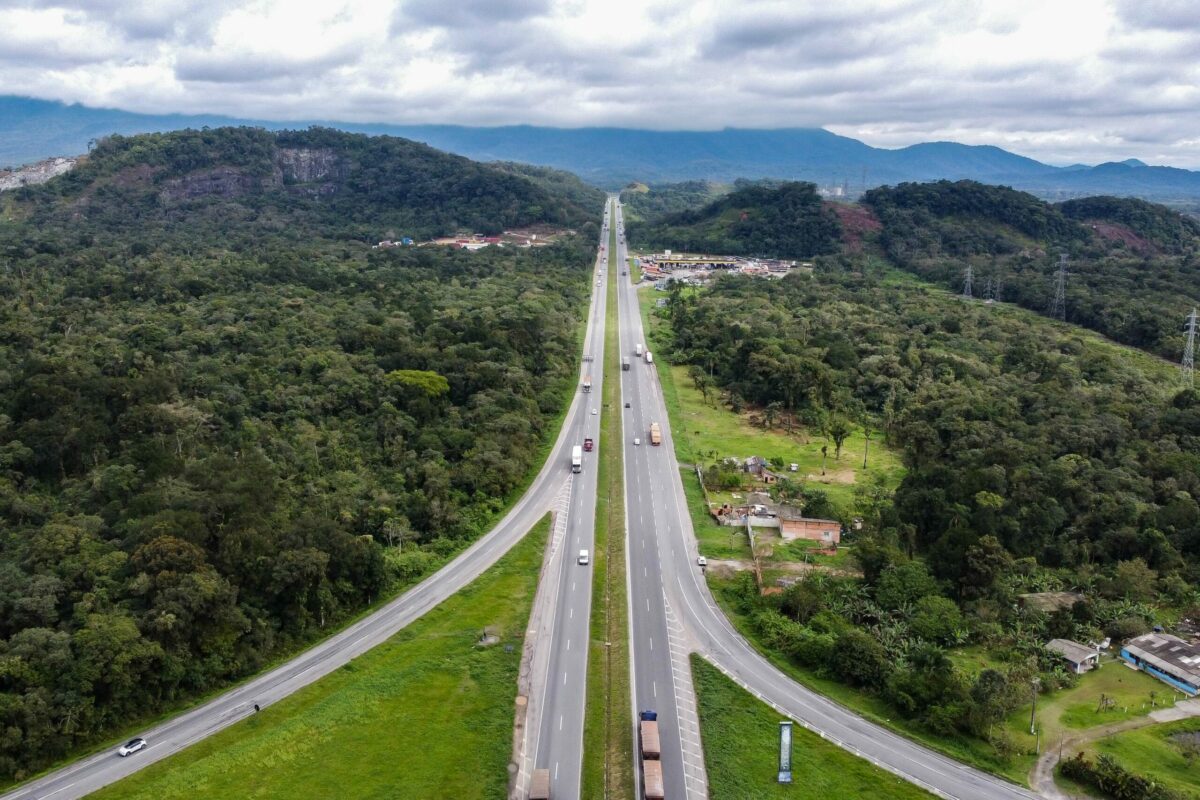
[[613, 198, 1039, 800], [1, 214, 614, 800]]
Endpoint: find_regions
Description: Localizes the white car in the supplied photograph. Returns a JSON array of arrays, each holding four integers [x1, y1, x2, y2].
[[697, 556, 708, 567], [118, 737, 147, 757], [578, 549, 590, 565], [592, 408, 597, 415], [634, 437, 641, 445]]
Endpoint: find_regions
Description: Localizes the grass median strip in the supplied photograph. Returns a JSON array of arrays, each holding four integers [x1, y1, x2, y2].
[[582, 208, 634, 800], [90, 516, 551, 800], [691, 655, 937, 800]]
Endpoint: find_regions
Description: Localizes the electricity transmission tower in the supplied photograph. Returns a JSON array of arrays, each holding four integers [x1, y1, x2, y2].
[[994, 272, 1004, 302], [1184, 308, 1198, 387], [962, 265, 974, 299], [1050, 254, 1068, 320], [983, 276, 993, 301]]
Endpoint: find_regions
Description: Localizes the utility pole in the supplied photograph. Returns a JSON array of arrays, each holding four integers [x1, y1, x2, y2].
[[1050, 254, 1068, 320], [1183, 307, 1198, 387], [1030, 677, 1040, 735], [962, 265, 974, 299]]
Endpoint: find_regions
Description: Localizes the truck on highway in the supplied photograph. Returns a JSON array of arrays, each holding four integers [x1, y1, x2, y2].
[[635, 343, 643, 357], [622, 357, 630, 371], [649, 423, 662, 446], [571, 445, 582, 473], [644, 351, 653, 365], [583, 437, 594, 452], [530, 768, 551, 799], [639, 710, 661, 760], [582, 375, 592, 392], [642, 759, 664, 800]]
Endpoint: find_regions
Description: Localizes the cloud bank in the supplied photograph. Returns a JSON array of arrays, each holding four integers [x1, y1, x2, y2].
[[1, 0, 1197, 166]]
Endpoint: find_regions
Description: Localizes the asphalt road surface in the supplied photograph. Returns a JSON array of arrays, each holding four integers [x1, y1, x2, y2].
[[526, 200, 611, 799], [1, 211, 615, 800], [612, 199, 1037, 800]]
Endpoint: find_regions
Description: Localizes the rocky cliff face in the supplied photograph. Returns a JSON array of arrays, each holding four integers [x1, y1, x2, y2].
[[277, 148, 345, 183], [156, 147, 348, 203], [0, 156, 77, 192], [158, 165, 271, 203]]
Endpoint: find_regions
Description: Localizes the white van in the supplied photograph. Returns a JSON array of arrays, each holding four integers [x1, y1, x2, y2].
[[578, 549, 590, 565]]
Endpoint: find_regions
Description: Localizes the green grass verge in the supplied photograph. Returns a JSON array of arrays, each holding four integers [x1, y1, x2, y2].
[[1085, 717, 1200, 798], [706, 575, 1034, 785], [692, 655, 937, 799], [89, 515, 551, 800], [636, 288, 904, 516], [581, 206, 634, 800]]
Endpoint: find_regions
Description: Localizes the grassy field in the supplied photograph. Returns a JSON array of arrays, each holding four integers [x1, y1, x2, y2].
[[637, 289, 904, 516], [582, 211, 635, 800], [1002, 659, 1177, 752], [691, 655, 937, 799], [1087, 717, 1200, 798], [90, 517, 551, 800]]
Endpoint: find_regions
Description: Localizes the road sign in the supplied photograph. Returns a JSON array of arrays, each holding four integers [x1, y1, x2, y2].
[[778, 721, 793, 783]]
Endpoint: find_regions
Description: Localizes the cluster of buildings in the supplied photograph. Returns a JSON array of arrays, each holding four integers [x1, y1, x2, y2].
[[374, 229, 561, 251], [1028, 591, 1200, 697], [711, 489, 842, 547], [635, 250, 810, 287]]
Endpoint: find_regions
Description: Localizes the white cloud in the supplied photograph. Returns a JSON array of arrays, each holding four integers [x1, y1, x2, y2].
[[0, 0, 1197, 166]]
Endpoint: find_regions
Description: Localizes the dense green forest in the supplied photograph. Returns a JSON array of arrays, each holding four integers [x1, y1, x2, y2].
[[491, 161, 607, 214], [658, 267, 1200, 758], [863, 181, 1200, 359], [627, 181, 841, 257], [0, 128, 597, 780], [618, 180, 731, 222]]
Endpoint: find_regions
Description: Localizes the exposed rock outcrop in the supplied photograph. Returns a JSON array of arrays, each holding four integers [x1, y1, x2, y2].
[[0, 156, 77, 192], [156, 148, 348, 203]]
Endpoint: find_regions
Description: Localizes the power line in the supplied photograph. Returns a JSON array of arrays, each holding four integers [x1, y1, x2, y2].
[[1050, 254, 1068, 321], [1183, 307, 1198, 387]]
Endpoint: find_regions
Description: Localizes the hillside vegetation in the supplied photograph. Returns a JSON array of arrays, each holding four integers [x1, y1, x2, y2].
[[863, 180, 1200, 359], [628, 181, 842, 257], [0, 128, 597, 781], [652, 265, 1200, 774], [618, 180, 733, 222]]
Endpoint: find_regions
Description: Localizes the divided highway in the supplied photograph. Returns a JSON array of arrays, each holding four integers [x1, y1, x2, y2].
[[525, 200, 612, 798], [612, 199, 1038, 800], [1, 210, 615, 800]]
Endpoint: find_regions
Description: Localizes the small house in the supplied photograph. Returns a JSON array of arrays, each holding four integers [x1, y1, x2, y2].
[[743, 456, 770, 476], [1046, 639, 1100, 674], [779, 517, 841, 544]]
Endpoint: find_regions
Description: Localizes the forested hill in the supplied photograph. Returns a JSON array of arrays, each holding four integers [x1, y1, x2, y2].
[[6, 126, 599, 246], [860, 181, 1200, 359], [628, 181, 842, 258], [0, 128, 597, 781]]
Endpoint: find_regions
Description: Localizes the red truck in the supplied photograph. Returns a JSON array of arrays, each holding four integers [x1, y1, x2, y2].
[[583, 437, 594, 452]]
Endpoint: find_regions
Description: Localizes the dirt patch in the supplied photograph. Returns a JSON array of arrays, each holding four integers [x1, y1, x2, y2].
[[827, 202, 882, 254], [806, 468, 856, 485], [1087, 220, 1158, 256]]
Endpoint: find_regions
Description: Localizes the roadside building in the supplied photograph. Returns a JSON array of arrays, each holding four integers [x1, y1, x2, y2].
[[1046, 639, 1100, 674], [1120, 633, 1200, 696], [779, 517, 841, 545]]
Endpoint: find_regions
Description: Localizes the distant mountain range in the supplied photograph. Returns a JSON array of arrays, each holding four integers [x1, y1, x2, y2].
[[4, 95, 1200, 202]]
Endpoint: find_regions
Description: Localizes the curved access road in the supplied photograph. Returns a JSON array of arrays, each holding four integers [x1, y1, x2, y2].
[[613, 199, 1040, 800], [1, 219, 613, 800]]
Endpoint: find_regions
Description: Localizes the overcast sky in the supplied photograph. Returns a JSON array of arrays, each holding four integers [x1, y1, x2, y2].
[[1, 0, 1198, 167]]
